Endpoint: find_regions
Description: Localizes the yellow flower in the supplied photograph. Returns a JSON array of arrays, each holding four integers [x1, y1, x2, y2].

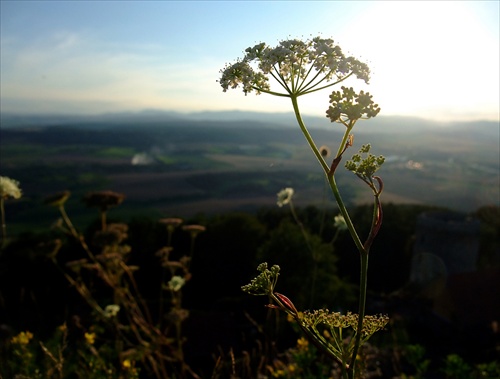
[[323, 328, 332, 338], [272, 369, 285, 378], [296, 337, 309, 351], [11, 331, 33, 345], [84, 332, 96, 345], [122, 359, 132, 369]]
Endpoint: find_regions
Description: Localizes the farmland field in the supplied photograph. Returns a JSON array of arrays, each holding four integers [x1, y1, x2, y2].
[[1, 116, 498, 231]]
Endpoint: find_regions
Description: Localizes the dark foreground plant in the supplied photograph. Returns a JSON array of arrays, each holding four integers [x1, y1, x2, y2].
[[220, 36, 386, 378], [4, 190, 206, 379]]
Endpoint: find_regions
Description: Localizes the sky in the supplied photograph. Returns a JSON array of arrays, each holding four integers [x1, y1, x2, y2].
[[1, 1, 499, 122]]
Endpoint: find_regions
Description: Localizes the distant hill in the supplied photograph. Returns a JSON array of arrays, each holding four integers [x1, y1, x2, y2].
[[1, 109, 498, 137]]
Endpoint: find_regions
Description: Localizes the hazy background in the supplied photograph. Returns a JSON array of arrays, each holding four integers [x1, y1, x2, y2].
[[1, 0, 499, 122]]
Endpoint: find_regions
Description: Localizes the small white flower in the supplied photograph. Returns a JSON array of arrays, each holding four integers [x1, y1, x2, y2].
[[277, 187, 294, 207], [0, 176, 22, 199], [104, 304, 120, 318], [168, 276, 185, 292], [334, 214, 348, 231]]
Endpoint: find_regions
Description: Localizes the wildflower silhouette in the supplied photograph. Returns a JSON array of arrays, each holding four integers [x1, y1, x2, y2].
[[43, 189, 204, 378], [83, 190, 125, 231], [221, 36, 385, 379]]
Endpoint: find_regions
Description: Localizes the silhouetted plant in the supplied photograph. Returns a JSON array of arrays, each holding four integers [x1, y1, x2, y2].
[[221, 36, 387, 378], [20, 190, 206, 378]]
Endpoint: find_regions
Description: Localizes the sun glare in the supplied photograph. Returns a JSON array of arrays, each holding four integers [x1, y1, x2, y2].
[[327, 1, 499, 121]]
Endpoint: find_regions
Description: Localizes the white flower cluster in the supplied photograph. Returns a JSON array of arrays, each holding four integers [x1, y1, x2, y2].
[[276, 187, 294, 207], [0, 176, 22, 200], [219, 37, 370, 97], [168, 275, 186, 292], [104, 304, 120, 318], [334, 214, 348, 231]]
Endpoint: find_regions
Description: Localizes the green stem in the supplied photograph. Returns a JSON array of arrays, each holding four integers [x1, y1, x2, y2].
[[290, 95, 329, 172], [290, 95, 364, 250], [300, 72, 355, 95], [296, 60, 319, 93], [326, 174, 365, 254], [291, 94, 371, 378], [348, 251, 369, 378], [335, 122, 354, 158]]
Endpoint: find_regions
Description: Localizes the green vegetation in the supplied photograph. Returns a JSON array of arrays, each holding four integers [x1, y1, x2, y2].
[[95, 146, 137, 158], [0, 192, 498, 378]]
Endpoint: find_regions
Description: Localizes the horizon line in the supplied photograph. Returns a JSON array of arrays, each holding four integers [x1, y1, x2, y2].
[[1, 108, 499, 124]]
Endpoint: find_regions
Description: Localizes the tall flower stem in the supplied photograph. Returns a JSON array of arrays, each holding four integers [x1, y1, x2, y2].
[[348, 251, 368, 377], [290, 95, 329, 173], [291, 94, 370, 377], [290, 95, 364, 253], [58, 204, 79, 240]]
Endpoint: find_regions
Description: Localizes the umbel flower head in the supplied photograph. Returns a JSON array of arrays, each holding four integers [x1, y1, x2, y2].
[[345, 144, 385, 180], [82, 191, 125, 211], [326, 86, 380, 125], [0, 176, 22, 200], [301, 309, 389, 336], [104, 304, 120, 318], [219, 36, 371, 97], [277, 187, 294, 207], [241, 262, 280, 296], [168, 275, 186, 292], [182, 224, 206, 238], [159, 217, 183, 230]]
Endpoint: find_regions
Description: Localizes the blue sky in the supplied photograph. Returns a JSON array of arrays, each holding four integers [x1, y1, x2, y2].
[[1, 1, 499, 122]]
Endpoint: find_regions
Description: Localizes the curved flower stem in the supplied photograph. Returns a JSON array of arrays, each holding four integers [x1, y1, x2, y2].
[[296, 60, 319, 92], [300, 72, 354, 95], [290, 94, 365, 253], [250, 86, 291, 97], [58, 204, 79, 240], [291, 94, 372, 378], [290, 95, 329, 173]]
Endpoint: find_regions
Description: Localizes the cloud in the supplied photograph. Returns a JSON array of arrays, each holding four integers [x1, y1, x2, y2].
[[1, 29, 231, 114]]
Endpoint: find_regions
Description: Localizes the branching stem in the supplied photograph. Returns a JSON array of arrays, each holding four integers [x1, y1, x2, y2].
[[290, 94, 376, 378]]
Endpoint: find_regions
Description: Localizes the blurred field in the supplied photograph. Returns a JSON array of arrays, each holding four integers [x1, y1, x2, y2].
[[1, 118, 498, 229]]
